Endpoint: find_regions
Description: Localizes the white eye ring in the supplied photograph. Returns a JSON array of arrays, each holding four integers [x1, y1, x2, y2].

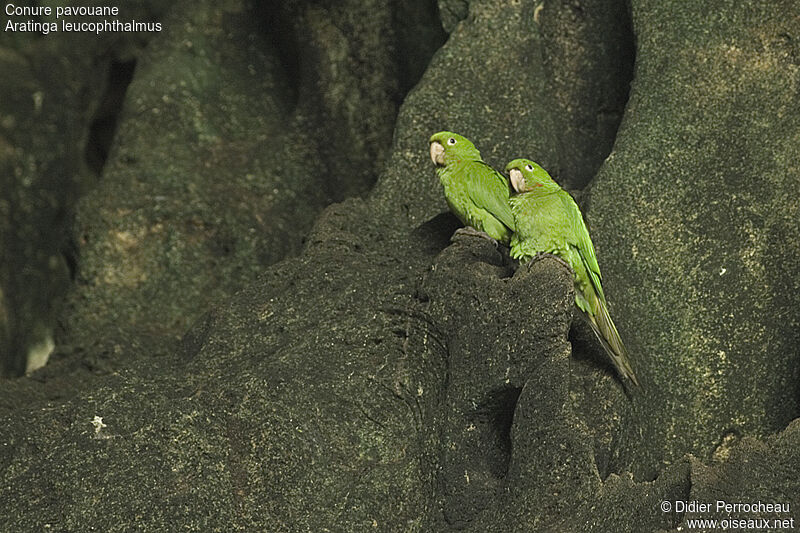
[[525, 164, 533, 171], [447, 138, 456, 145]]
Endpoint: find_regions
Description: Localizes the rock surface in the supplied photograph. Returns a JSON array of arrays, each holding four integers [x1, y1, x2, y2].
[[57, 0, 446, 361], [539, 0, 634, 189], [0, 0, 169, 376], [2, 0, 799, 531], [586, 0, 800, 480]]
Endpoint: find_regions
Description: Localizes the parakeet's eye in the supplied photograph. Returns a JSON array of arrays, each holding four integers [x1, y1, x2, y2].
[[525, 164, 533, 172], [447, 138, 456, 145]]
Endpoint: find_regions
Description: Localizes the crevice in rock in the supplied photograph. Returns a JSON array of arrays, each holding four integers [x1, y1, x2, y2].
[[667, 463, 693, 529], [538, 0, 636, 190], [392, 0, 448, 100], [411, 213, 463, 257], [180, 308, 218, 361], [61, 237, 78, 283], [439, 384, 523, 528], [84, 58, 136, 176], [257, 1, 300, 109], [568, 319, 615, 378], [478, 385, 522, 478]]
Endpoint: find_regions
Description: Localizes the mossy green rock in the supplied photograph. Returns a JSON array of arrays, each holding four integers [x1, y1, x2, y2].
[[59, 0, 445, 358], [587, 0, 800, 479], [2, 0, 800, 531]]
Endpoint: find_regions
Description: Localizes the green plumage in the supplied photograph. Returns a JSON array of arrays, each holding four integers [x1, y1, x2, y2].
[[429, 132, 515, 244], [505, 158, 640, 387]]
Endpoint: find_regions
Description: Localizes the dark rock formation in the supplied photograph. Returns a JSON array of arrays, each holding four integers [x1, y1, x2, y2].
[[1, 0, 799, 531], [55, 0, 446, 362], [586, 0, 800, 480], [539, 0, 634, 189], [0, 1, 169, 376]]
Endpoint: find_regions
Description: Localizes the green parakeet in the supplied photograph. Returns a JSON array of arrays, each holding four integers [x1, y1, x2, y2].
[[429, 132, 515, 244], [505, 158, 640, 387]]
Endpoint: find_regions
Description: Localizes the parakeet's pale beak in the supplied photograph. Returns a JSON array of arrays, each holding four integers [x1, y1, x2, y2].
[[509, 168, 524, 193], [430, 141, 445, 166]]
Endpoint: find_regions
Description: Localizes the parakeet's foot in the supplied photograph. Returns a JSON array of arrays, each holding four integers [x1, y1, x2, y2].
[[452, 226, 499, 248], [527, 252, 573, 274]]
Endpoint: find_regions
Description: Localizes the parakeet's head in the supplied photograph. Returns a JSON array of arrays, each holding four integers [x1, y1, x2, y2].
[[505, 158, 557, 193], [429, 131, 481, 167]]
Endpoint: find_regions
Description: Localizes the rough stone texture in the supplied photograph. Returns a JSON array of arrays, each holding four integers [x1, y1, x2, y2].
[[585, 0, 800, 479], [2, 199, 434, 531], [423, 243, 575, 529], [0, 202, 575, 532], [539, 0, 634, 189], [57, 0, 446, 361], [0, 2, 170, 377], [684, 419, 800, 528], [372, 0, 559, 227], [2, 0, 800, 531]]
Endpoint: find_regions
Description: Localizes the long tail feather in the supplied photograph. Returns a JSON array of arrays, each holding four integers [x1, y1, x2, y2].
[[585, 298, 640, 387]]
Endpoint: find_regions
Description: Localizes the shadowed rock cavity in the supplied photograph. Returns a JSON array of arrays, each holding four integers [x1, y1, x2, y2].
[[539, 0, 635, 190], [85, 58, 138, 176], [421, 237, 574, 528]]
